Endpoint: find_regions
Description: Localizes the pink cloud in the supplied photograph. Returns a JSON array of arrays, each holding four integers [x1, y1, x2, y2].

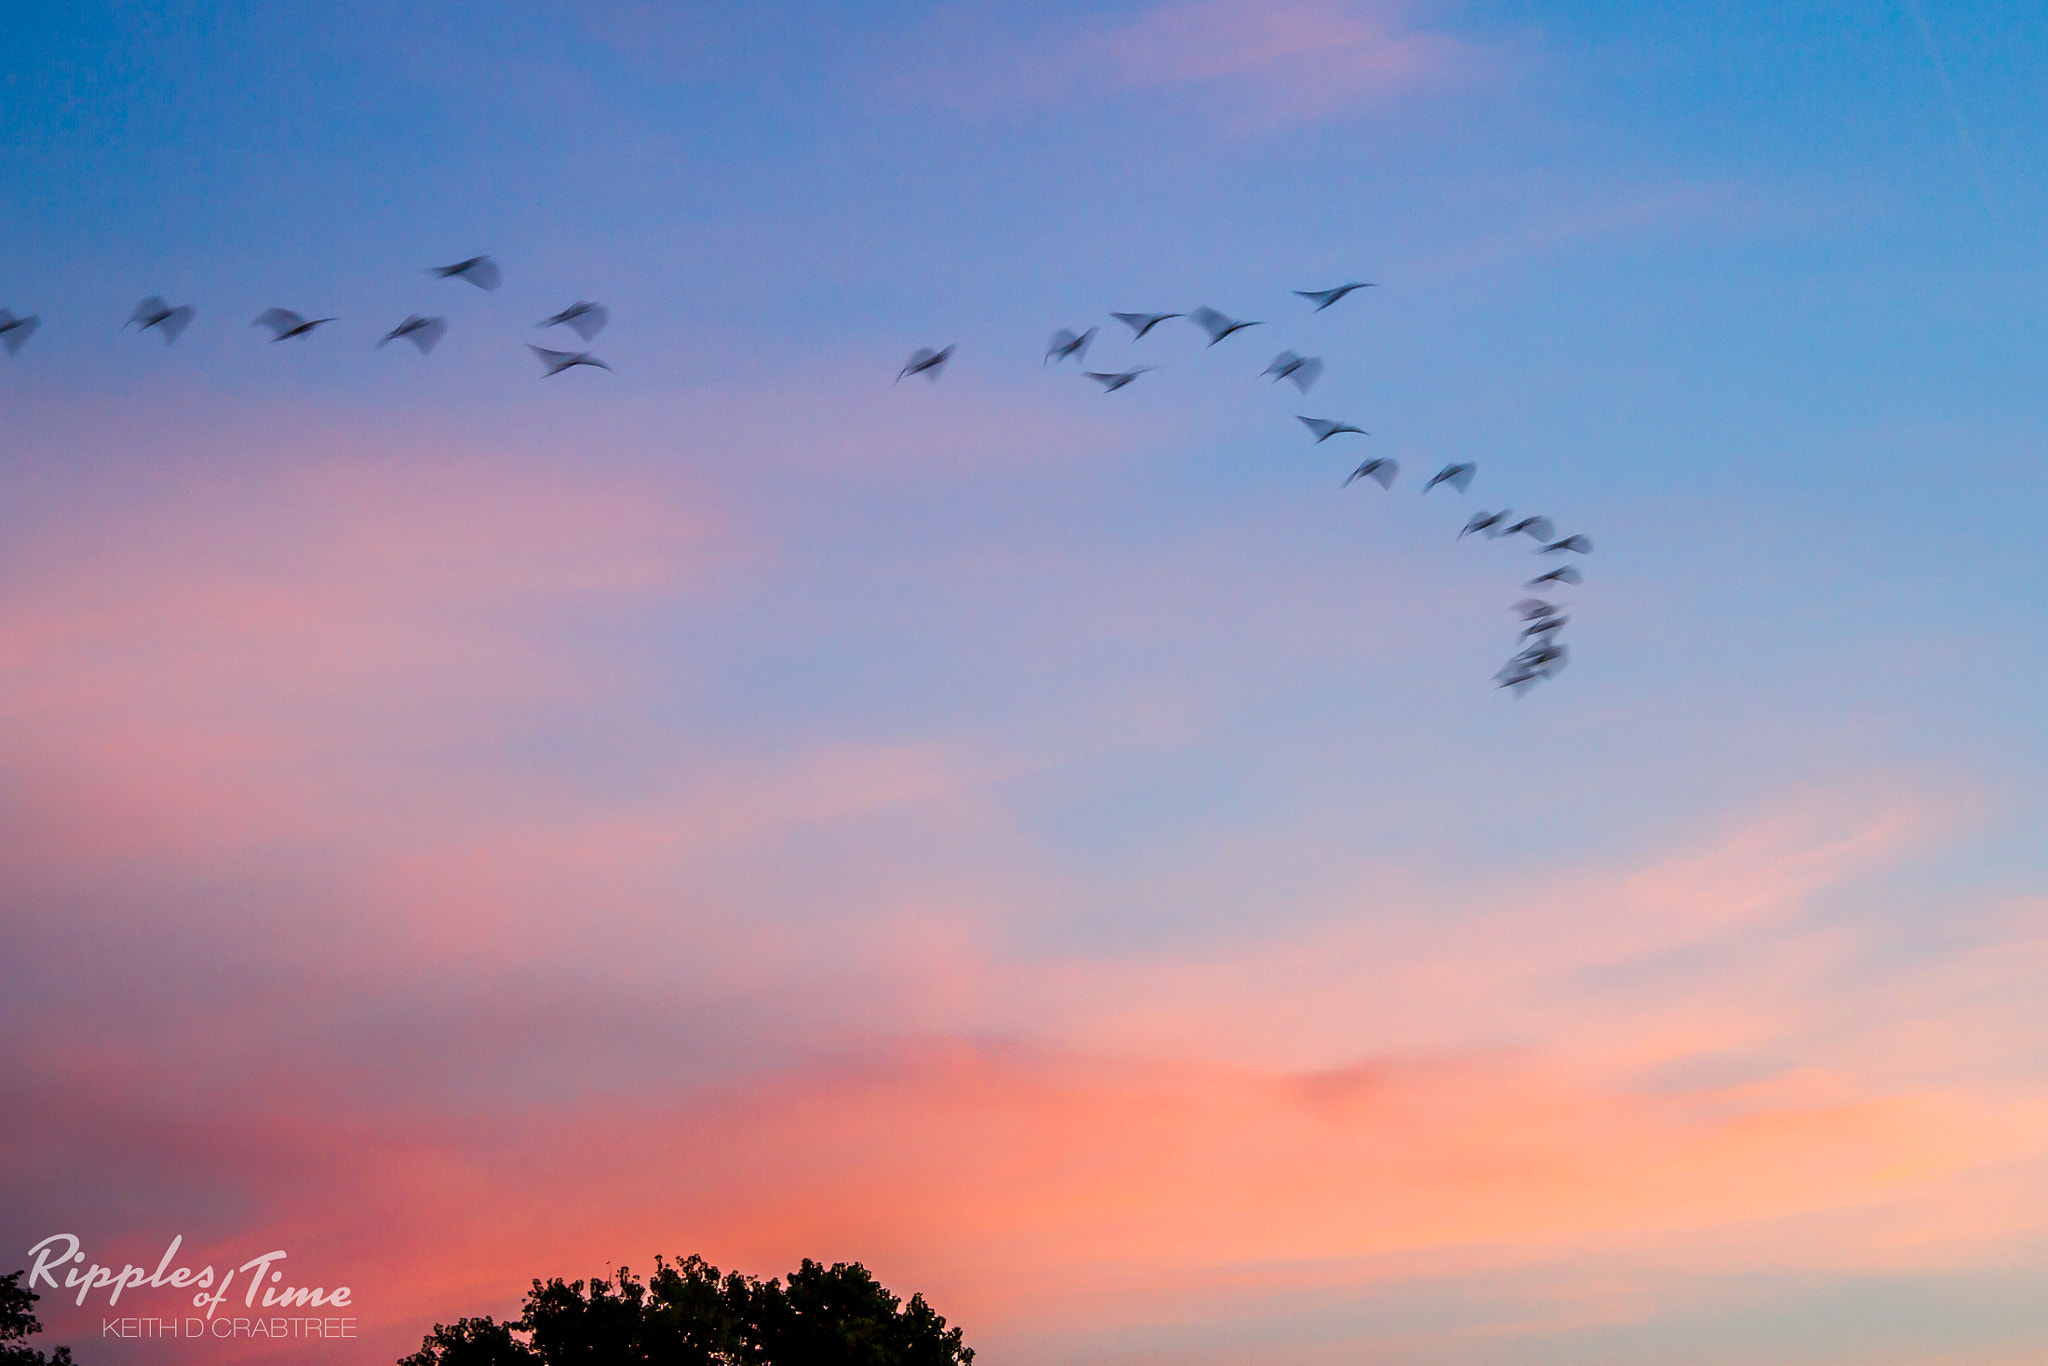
[[889, 0, 1487, 126]]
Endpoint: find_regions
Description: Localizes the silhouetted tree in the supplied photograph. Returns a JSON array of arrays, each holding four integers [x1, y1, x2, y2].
[[400, 1256, 970, 1366], [0, 1271, 76, 1366]]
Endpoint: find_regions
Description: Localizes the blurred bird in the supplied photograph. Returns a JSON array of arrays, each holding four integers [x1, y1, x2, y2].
[[1523, 614, 1568, 639], [1503, 515, 1554, 542], [1085, 367, 1150, 392], [253, 308, 334, 341], [1297, 416, 1367, 442], [529, 344, 610, 376], [896, 345, 955, 383], [1263, 351, 1324, 392], [540, 301, 607, 342], [1541, 534, 1593, 555], [0, 309, 40, 356], [1111, 311, 1181, 339], [1527, 566, 1582, 588], [1189, 306, 1261, 345], [1344, 458, 1397, 489], [1459, 509, 1510, 539], [127, 296, 195, 344], [1512, 599, 1560, 620], [1496, 640, 1568, 687], [1424, 462, 1475, 494], [1045, 326, 1096, 365], [379, 315, 447, 354], [1294, 282, 1375, 311], [432, 255, 501, 290]]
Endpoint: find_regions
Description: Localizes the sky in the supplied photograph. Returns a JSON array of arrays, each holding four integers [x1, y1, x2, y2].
[[3, 0, 2048, 1362]]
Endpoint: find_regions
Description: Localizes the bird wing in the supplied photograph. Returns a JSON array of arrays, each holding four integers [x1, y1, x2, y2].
[[254, 308, 303, 335], [411, 317, 447, 353], [1288, 357, 1323, 393], [1264, 351, 1301, 376], [1297, 416, 1338, 440], [441, 255, 501, 289], [130, 296, 168, 328], [1046, 329, 1080, 362], [1189, 306, 1230, 340], [1543, 535, 1592, 554], [565, 304, 607, 341], [0, 313, 36, 355], [159, 305, 194, 343], [530, 344, 577, 372]]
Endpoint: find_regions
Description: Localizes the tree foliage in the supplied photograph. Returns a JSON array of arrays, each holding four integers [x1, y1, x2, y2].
[[401, 1255, 972, 1366], [0, 1271, 76, 1366]]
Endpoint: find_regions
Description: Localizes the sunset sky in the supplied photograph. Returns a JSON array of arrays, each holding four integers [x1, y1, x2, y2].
[[4, 1, 2048, 1362]]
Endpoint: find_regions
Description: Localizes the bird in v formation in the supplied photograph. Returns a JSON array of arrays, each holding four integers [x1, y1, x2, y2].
[[5, 253, 1590, 690]]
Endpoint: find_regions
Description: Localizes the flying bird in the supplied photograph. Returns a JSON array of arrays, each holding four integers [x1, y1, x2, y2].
[[1045, 327, 1096, 365], [432, 255, 501, 290], [1111, 311, 1181, 339], [1541, 534, 1593, 555], [1527, 566, 1582, 588], [529, 344, 611, 376], [1503, 515, 1555, 542], [897, 345, 955, 383], [1297, 416, 1367, 443], [1513, 599, 1560, 620], [0, 309, 40, 356], [1344, 458, 1397, 489], [1460, 510, 1511, 539], [1085, 367, 1150, 392], [1523, 614, 1568, 639], [1263, 351, 1324, 393], [1294, 282, 1375, 311], [540, 301, 607, 342], [1189, 306, 1261, 346], [253, 308, 334, 341], [1423, 462, 1475, 494], [127, 296, 195, 344], [379, 315, 447, 354]]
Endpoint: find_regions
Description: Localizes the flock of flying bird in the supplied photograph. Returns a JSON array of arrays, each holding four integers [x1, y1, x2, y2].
[[0, 254, 615, 376], [898, 282, 1593, 692], [3, 256, 1590, 691]]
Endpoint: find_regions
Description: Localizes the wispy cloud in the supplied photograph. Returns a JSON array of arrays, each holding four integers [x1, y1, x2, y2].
[[897, 0, 1488, 126]]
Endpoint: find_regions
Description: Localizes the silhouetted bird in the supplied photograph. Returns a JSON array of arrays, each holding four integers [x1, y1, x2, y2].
[[1527, 566, 1582, 588], [896, 345, 954, 383], [1294, 282, 1375, 311], [1111, 311, 1181, 339], [541, 301, 607, 341], [432, 255, 501, 290], [529, 344, 611, 376], [1460, 510, 1510, 539], [1263, 351, 1323, 393], [1496, 640, 1568, 690], [1523, 615, 1568, 639], [1344, 458, 1397, 489], [1085, 367, 1150, 392], [253, 309, 334, 340], [1297, 416, 1367, 442], [0, 309, 41, 356], [1513, 599, 1560, 620], [1424, 462, 1475, 494], [1502, 515, 1554, 542], [379, 315, 447, 354], [1541, 534, 1593, 555], [1189, 306, 1261, 346], [1045, 327, 1096, 365], [127, 296, 195, 344]]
